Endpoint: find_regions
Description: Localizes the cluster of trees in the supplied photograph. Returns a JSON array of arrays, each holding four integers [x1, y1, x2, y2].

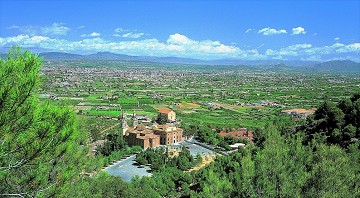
[[185, 123, 249, 150], [0, 48, 87, 197], [98, 133, 126, 156], [62, 124, 359, 197], [60, 167, 194, 197], [188, 124, 359, 197], [303, 94, 360, 148], [135, 147, 201, 171], [156, 114, 168, 125]]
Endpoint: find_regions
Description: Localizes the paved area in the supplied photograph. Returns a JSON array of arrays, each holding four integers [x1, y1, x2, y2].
[[104, 155, 152, 182], [104, 140, 216, 181], [172, 141, 217, 156]]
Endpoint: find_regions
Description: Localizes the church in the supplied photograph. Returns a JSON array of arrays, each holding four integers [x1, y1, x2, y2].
[[120, 109, 183, 150]]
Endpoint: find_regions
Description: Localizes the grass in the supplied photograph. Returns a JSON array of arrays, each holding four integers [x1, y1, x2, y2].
[[117, 97, 138, 104], [138, 98, 155, 104], [88, 94, 102, 100], [84, 110, 121, 117]]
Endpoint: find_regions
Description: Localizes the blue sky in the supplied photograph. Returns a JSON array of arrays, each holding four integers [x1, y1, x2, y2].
[[0, 0, 359, 61]]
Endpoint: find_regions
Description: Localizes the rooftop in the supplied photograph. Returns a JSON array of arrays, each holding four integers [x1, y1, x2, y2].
[[158, 108, 173, 114], [219, 130, 253, 141]]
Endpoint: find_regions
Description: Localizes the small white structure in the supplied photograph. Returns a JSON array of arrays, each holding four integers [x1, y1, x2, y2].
[[229, 143, 246, 149]]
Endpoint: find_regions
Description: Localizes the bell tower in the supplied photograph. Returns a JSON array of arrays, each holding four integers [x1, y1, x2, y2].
[[120, 111, 128, 136], [132, 110, 138, 127]]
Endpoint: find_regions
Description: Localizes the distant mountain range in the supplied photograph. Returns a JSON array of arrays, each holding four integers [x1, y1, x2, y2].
[[1, 51, 359, 72], [39, 52, 215, 65], [312, 60, 360, 72], [37, 51, 321, 66]]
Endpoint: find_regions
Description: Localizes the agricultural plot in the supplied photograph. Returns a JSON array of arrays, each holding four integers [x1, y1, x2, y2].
[[39, 60, 360, 134]]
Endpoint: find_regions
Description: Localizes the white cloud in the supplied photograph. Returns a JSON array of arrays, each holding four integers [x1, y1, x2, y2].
[[122, 32, 144, 39], [77, 26, 85, 29], [41, 23, 70, 36], [258, 27, 287, 35], [264, 42, 360, 60], [301, 55, 322, 61], [81, 32, 101, 37], [113, 28, 146, 39], [7, 25, 19, 29], [90, 32, 101, 37], [334, 37, 340, 41], [268, 42, 360, 58], [1, 33, 359, 61], [245, 28, 255, 33], [335, 43, 360, 53], [165, 33, 240, 56], [0, 33, 243, 59], [114, 27, 130, 33], [291, 27, 306, 35], [10, 23, 70, 36], [167, 33, 193, 45], [285, 43, 312, 51]]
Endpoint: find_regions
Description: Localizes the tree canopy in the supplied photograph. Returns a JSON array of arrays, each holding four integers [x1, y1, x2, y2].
[[304, 94, 360, 148], [0, 48, 85, 197]]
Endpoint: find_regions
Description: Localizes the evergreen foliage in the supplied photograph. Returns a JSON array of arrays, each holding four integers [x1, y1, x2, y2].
[[135, 146, 199, 171], [304, 93, 360, 148], [0, 47, 86, 197]]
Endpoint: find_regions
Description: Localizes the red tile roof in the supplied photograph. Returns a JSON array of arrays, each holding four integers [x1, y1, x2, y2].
[[158, 108, 172, 114]]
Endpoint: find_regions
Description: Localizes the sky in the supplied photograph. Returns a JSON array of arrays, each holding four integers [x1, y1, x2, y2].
[[0, 0, 359, 61]]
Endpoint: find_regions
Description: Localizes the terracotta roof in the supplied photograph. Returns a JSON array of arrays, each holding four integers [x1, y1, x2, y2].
[[136, 133, 160, 140], [127, 127, 152, 134], [219, 130, 253, 141], [158, 108, 173, 114]]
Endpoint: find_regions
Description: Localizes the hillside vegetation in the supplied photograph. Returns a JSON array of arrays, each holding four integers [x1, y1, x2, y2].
[[0, 48, 359, 197]]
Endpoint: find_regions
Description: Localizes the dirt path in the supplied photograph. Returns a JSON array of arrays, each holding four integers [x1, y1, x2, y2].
[[99, 123, 120, 134], [212, 102, 243, 113], [186, 155, 216, 172]]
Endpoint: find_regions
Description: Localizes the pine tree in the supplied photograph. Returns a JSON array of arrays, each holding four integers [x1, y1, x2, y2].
[[0, 47, 85, 197]]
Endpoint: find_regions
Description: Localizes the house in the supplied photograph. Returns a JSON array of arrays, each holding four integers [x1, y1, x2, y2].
[[219, 129, 254, 141], [125, 124, 160, 150], [158, 108, 176, 122]]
